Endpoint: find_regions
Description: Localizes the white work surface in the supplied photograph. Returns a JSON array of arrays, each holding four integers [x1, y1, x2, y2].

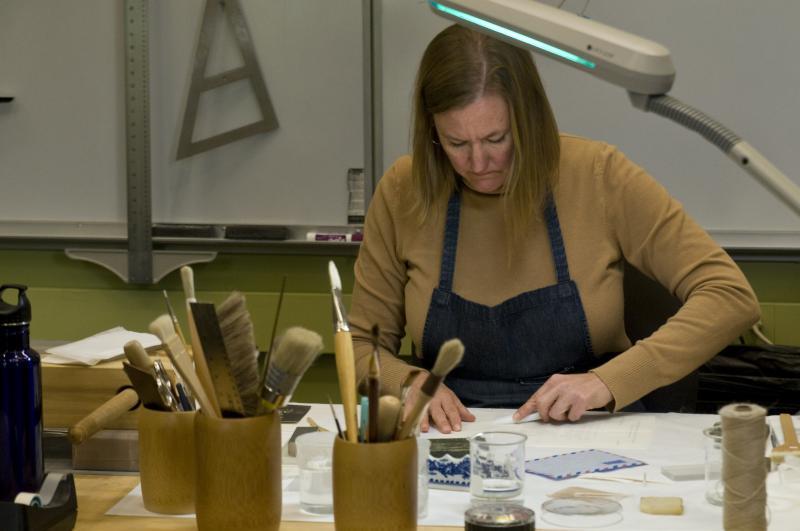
[[108, 404, 800, 530]]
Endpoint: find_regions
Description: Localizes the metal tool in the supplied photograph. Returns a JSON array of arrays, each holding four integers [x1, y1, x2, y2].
[[190, 302, 245, 416], [176, 0, 279, 159]]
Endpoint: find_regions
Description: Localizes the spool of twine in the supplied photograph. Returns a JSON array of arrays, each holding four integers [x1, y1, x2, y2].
[[720, 403, 767, 531]]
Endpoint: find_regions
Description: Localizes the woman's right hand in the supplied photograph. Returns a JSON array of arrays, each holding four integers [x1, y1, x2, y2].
[[405, 372, 475, 434]]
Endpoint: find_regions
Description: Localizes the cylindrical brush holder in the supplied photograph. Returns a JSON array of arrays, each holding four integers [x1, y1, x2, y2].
[[194, 412, 281, 531], [138, 406, 196, 514], [333, 435, 417, 531]]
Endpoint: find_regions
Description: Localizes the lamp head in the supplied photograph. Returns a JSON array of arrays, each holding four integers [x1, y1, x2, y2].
[[429, 0, 675, 95]]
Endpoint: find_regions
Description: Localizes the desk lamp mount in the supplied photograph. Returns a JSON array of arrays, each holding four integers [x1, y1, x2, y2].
[[429, 0, 800, 218]]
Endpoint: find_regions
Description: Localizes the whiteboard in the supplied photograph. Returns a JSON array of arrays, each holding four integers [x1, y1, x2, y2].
[[0, 0, 364, 228], [380, 0, 800, 249]]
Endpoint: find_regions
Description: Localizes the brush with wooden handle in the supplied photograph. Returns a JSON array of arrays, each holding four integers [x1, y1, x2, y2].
[[68, 387, 140, 445], [162, 289, 187, 347], [328, 261, 358, 443], [259, 326, 324, 413], [367, 325, 381, 443], [771, 413, 800, 463], [181, 265, 220, 415], [396, 338, 464, 440], [150, 314, 219, 417]]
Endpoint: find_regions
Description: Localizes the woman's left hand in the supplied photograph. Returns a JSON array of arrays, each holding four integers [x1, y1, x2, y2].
[[512, 373, 613, 422]]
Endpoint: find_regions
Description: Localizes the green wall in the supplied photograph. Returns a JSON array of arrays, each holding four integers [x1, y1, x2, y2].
[[1, 250, 798, 402]]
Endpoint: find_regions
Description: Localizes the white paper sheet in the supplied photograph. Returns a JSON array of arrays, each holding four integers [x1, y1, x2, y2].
[[427, 409, 656, 450], [104, 406, 800, 530], [41, 327, 161, 365]]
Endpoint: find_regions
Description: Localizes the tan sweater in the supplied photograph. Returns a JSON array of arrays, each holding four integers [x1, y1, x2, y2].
[[348, 134, 760, 410]]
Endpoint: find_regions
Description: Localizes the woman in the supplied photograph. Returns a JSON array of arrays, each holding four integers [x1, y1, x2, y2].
[[348, 24, 759, 433]]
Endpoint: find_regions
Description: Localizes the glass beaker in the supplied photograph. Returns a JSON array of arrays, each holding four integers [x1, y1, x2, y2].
[[703, 423, 723, 506]]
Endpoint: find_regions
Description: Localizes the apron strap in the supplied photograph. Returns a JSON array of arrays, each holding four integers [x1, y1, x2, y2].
[[545, 197, 572, 284], [437, 193, 461, 292]]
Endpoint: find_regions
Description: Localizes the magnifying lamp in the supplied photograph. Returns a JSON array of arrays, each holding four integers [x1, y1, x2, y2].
[[430, 0, 800, 217]]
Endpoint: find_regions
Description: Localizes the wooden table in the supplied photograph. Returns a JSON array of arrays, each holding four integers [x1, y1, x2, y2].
[[74, 474, 455, 530]]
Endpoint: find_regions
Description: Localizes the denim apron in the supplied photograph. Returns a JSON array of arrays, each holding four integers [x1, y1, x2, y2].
[[420, 192, 597, 408]]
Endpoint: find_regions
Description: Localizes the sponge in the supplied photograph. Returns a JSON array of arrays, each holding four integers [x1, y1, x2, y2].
[[640, 496, 684, 515]]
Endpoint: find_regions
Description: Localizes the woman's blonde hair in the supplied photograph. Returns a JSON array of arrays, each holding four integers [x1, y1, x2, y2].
[[411, 24, 560, 243]]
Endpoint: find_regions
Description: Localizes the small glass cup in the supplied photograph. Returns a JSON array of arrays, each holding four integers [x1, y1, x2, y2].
[[417, 437, 431, 519], [470, 431, 527, 505], [703, 424, 723, 506], [296, 431, 336, 515]]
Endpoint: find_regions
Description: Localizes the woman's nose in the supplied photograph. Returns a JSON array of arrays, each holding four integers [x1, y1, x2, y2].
[[469, 145, 489, 172]]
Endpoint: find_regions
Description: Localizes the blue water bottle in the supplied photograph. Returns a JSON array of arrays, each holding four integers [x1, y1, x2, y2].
[[0, 284, 44, 502]]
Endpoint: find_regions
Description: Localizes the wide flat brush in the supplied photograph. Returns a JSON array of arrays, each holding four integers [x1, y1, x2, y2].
[[259, 326, 324, 413], [396, 338, 464, 439], [217, 291, 260, 416]]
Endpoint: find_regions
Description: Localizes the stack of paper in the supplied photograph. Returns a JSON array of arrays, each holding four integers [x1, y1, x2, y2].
[[42, 327, 161, 366]]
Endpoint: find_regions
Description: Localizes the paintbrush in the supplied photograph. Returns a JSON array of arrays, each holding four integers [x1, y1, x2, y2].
[[150, 314, 218, 417], [328, 260, 358, 443], [258, 326, 324, 413], [396, 338, 464, 439], [771, 413, 800, 463], [181, 265, 221, 415], [216, 291, 260, 416], [162, 289, 187, 347], [259, 275, 287, 383], [368, 325, 381, 443], [328, 395, 344, 439]]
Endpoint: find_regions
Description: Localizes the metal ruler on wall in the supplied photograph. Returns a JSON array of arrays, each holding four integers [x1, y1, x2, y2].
[[124, 0, 153, 284], [67, 1, 216, 284]]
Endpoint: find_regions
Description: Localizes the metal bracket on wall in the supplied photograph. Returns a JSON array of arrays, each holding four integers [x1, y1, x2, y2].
[[64, 0, 216, 284], [176, 0, 279, 160], [65, 249, 218, 284]]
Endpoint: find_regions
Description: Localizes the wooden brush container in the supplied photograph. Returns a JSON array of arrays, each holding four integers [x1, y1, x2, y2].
[[194, 412, 281, 531], [138, 406, 196, 514], [333, 436, 417, 531]]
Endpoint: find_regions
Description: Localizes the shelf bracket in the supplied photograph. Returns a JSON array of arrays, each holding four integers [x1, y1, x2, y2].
[[65, 249, 217, 284]]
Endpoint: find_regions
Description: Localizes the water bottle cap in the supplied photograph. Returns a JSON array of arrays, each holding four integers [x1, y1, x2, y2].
[[0, 284, 32, 324]]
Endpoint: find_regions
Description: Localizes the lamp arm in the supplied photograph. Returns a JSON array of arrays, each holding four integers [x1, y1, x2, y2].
[[629, 93, 800, 217]]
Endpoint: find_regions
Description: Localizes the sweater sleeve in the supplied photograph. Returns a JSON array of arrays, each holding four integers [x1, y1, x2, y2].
[[348, 158, 423, 396], [590, 146, 761, 410]]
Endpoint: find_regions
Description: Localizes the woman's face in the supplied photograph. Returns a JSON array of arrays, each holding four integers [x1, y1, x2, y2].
[[433, 93, 514, 194]]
